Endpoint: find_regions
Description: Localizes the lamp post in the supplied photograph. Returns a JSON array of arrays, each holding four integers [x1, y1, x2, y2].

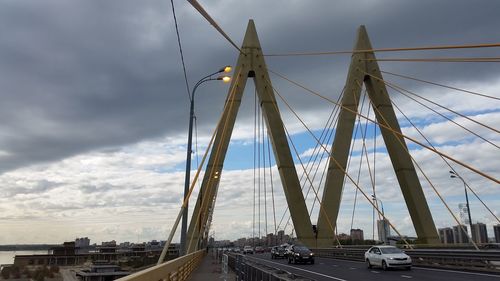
[[450, 170, 474, 243], [180, 66, 231, 255], [371, 194, 385, 216]]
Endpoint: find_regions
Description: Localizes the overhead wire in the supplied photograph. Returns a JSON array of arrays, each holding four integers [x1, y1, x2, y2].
[[262, 111, 268, 237], [169, 0, 191, 102], [280, 110, 343, 247], [267, 134, 278, 235], [276, 88, 343, 232], [373, 106, 378, 218], [268, 69, 499, 184], [306, 106, 342, 219], [362, 72, 500, 149], [264, 42, 500, 57], [287, 92, 342, 236], [299, 96, 342, 216], [268, 67, 496, 248], [253, 88, 257, 244], [266, 81, 343, 246], [381, 71, 500, 101], [270, 76, 413, 248], [361, 57, 500, 63], [345, 91, 368, 233], [354, 79, 480, 250], [391, 99, 500, 225], [258, 93, 262, 241]]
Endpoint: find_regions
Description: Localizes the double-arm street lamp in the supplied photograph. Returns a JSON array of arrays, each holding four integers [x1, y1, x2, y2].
[[180, 66, 231, 255], [450, 170, 474, 242]]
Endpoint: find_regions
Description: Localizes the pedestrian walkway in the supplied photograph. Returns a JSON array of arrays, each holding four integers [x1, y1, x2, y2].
[[190, 250, 235, 281]]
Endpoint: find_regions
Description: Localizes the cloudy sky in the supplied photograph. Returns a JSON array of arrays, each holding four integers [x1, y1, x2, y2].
[[1, 0, 499, 245]]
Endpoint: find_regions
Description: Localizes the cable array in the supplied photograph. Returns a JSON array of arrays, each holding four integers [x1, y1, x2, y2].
[[267, 66, 497, 247], [168, 4, 499, 248]]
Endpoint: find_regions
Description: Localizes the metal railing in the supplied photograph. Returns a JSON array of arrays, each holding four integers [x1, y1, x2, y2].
[[117, 250, 205, 281], [406, 249, 500, 272], [228, 253, 315, 281], [312, 247, 500, 273]]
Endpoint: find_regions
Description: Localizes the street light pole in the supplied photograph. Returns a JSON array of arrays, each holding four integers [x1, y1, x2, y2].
[[180, 66, 231, 255], [450, 170, 474, 243], [371, 194, 384, 216]]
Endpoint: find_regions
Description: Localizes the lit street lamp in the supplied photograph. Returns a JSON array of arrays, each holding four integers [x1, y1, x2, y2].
[[450, 170, 474, 243], [180, 66, 231, 255]]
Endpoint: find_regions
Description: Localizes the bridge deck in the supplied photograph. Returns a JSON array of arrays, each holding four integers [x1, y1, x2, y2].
[[190, 250, 235, 281]]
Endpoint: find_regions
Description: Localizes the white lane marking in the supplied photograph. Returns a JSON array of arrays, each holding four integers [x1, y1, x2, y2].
[[249, 256, 348, 281], [321, 257, 500, 278], [401, 275, 413, 279], [349, 267, 357, 270], [332, 265, 339, 267], [414, 267, 500, 278], [320, 263, 325, 265], [370, 271, 380, 274]]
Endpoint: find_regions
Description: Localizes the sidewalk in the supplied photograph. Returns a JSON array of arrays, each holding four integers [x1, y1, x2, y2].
[[190, 250, 235, 281]]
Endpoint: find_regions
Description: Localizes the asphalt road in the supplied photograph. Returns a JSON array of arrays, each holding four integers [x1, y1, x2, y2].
[[243, 253, 500, 281]]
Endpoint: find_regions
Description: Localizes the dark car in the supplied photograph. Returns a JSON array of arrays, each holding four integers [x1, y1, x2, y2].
[[271, 246, 286, 259], [287, 245, 315, 264], [255, 246, 265, 253]]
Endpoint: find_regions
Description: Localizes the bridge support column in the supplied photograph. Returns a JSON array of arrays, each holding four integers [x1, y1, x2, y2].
[[186, 20, 315, 253], [317, 26, 440, 247]]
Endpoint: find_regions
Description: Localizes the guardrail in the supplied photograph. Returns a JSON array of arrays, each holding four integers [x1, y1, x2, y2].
[[228, 253, 315, 281], [406, 249, 500, 272], [311, 247, 500, 273], [116, 250, 205, 281]]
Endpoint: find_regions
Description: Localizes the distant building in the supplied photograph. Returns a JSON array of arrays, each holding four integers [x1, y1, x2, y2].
[[146, 240, 162, 250], [337, 233, 350, 240], [438, 227, 454, 244], [50, 241, 76, 256], [101, 240, 117, 247], [75, 237, 91, 254], [377, 219, 390, 244], [235, 238, 247, 247], [277, 230, 285, 245], [453, 225, 468, 244], [494, 225, 500, 243], [471, 222, 488, 243], [350, 229, 364, 241], [75, 237, 90, 248], [266, 233, 276, 246], [283, 234, 291, 244]]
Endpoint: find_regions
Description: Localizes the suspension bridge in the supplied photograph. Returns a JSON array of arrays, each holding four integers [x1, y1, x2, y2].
[[119, 1, 499, 280]]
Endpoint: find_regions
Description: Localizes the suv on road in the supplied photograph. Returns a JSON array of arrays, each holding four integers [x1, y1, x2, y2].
[[271, 246, 286, 259], [287, 245, 315, 264]]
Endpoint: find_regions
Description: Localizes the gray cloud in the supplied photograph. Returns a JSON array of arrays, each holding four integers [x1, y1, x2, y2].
[[1, 0, 499, 173], [3, 179, 61, 197], [0, 0, 499, 243]]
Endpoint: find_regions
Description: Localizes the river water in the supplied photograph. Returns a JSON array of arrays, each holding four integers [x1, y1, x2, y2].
[[0, 250, 48, 265]]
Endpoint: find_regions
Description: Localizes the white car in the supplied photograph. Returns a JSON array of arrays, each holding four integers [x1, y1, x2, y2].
[[243, 245, 254, 254], [365, 246, 412, 270]]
